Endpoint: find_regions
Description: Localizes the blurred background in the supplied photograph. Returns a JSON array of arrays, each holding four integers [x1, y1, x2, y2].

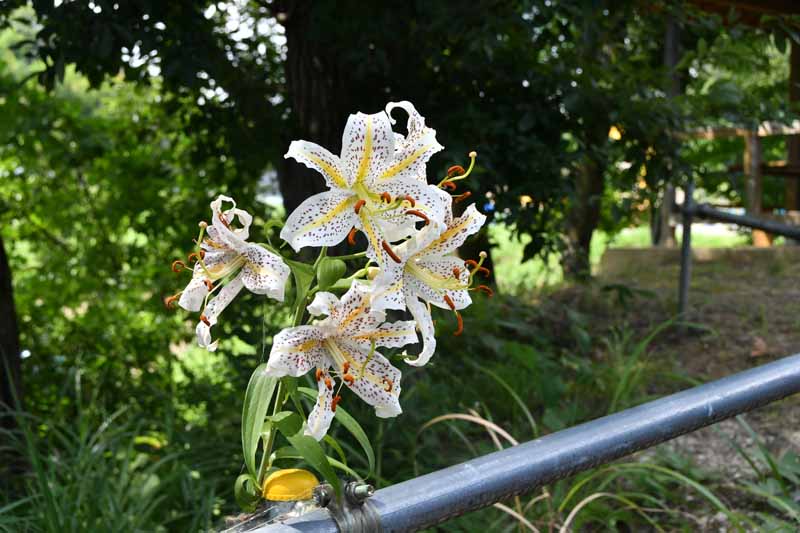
[[3, 1, 800, 531]]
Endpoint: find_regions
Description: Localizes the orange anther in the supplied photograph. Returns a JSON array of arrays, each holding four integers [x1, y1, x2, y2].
[[381, 240, 402, 263], [382, 377, 394, 393], [443, 294, 456, 311], [380, 192, 392, 203], [454, 311, 464, 336], [331, 395, 342, 412], [315, 369, 323, 382], [164, 294, 179, 309], [217, 212, 231, 229], [204, 279, 214, 291], [324, 377, 332, 390], [406, 209, 430, 225], [354, 199, 366, 214], [342, 362, 350, 374], [465, 259, 478, 269], [200, 314, 211, 326], [454, 191, 472, 203], [171, 260, 185, 273], [348, 227, 358, 246], [343, 374, 355, 386], [188, 250, 206, 263], [447, 165, 465, 177], [441, 181, 457, 191], [452, 267, 461, 279], [477, 266, 491, 278], [476, 285, 494, 297], [403, 195, 416, 207]]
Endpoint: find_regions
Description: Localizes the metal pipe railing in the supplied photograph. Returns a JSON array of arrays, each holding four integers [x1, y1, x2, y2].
[[254, 353, 800, 532]]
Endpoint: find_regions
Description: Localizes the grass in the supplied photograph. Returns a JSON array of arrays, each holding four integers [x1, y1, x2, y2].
[[490, 222, 749, 294]]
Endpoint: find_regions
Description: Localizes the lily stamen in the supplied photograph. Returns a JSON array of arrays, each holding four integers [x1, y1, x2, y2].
[[454, 311, 464, 336], [172, 260, 186, 273], [204, 279, 214, 291], [164, 294, 180, 309], [447, 165, 466, 178], [354, 199, 367, 214], [331, 395, 342, 412], [348, 227, 358, 246], [342, 362, 351, 374], [475, 285, 494, 297], [343, 374, 355, 386], [454, 191, 472, 203], [383, 377, 394, 393], [381, 240, 402, 263], [437, 151, 477, 187], [453, 267, 461, 279], [403, 195, 416, 207], [441, 180, 457, 191], [406, 209, 430, 225], [217, 212, 231, 229], [200, 314, 211, 326], [324, 377, 333, 391], [315, 369, 323, 382], [477, 266, 491, 278], [380, 192, 392, 203], [188, 250, 206, 263], [443, 294, 456, 311]]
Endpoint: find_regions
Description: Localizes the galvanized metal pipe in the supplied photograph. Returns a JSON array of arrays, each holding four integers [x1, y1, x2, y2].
[[687, 202, 800, 241], [254, 353, 800, 532]]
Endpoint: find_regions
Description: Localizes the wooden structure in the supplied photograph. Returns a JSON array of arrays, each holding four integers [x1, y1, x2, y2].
[[684, 1, 800, 246]]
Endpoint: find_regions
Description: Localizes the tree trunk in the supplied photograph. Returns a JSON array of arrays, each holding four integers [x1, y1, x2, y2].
[[563, 155, 604, 281], [0, 233, 22, 427]]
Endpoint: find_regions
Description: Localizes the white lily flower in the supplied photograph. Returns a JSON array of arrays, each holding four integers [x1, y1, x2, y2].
[[371, 198, 487, 367], [265, 281, 417, 440], [280, 101, 447, 265], [177, 195, 290, 351]]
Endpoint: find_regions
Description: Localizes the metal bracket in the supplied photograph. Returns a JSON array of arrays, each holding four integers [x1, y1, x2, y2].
[[314, 482, 381, 533]]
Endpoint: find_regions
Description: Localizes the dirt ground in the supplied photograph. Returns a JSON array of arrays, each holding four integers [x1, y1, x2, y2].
[[595, 246, 800, 524]]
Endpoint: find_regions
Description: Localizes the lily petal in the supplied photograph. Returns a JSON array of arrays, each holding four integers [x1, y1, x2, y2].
[[178, 275, 209, 312], [380, 179, 448, 228], [354, 320, 418, 349], [266, 325, 327, 377], [336, 339, 402, 418], [341, 111, 394, 188], [196, 274, 245, 351], [280, 190, 358, 252], [285, 140, 350, 191], [407, 256, 472, 311], [381, 101, 444, 183], [240, 244, 290, 301], [421, 204, 486, 258], [305, 372, 336, 441], [336, 281, 384, 336], [370, 262, 405, 313], [307, 291, 339, 318], [405, 295, 437, 367]]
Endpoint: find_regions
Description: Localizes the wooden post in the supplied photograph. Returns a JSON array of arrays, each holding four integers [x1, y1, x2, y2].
[[654, 15, 680, 247], [787, 41, 800, 213], [745, 131, 770, 246]]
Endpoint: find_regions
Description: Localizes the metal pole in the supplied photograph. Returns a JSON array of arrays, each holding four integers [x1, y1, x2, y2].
[[678, 181, 693, 316], [690, 203, 800, 241], [255, 353, 800, 532]]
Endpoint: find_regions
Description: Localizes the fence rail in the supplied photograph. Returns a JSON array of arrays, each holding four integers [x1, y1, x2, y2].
[[253, 353, 800, 532]]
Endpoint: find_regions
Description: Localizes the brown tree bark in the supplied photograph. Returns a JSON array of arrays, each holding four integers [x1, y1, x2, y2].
[[0, 233, 22, 428], [562, 154, 605, 281]]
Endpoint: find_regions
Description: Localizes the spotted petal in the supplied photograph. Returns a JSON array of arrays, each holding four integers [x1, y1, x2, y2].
[[407, 256, 472, 311], [335, 339, 402, 418], [405, 296, 437, 367], [195, 274, 245, 351], [305, 372, 336, 441], [285, 140, 350, 191], [210, 195, 253, 249], [280, 190, 357, 252], [240, 244, 290, 301], [370, 263, 405, 313], [335, 281, 384, 337], [266, 325, 327, 378], [353, 320, 418, 349], [380, 101, 443, 183], [341, 111, 394, 188], [421, 204, 486, 258], [380, 179, 448, 229]]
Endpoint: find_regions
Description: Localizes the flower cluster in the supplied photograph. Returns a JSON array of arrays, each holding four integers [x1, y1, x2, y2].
[[169, 101, 489, 441]]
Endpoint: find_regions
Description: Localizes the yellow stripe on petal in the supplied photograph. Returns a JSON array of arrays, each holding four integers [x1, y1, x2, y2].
[[353, 330, 416, 340], [300, 196, 355, 233], [355, 116, 373, 184], [358, 211, 383, 263], [305, 153, 349, 189], [424, 212, 477, 251], [379, 145, 432, 181]]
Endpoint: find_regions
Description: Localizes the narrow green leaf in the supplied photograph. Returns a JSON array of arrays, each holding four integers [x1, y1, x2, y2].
[[234, 473, 261, 512], [241, 364, 278, 480], [299, 386, 375, 477], [272, 412, 342, 499]]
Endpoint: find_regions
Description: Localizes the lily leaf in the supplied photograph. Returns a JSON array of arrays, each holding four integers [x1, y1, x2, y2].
[[241, 365, 278, 480], [286, 259, 316, 316]]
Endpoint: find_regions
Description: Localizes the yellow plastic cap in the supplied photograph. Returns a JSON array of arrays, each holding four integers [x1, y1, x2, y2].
[[261, 468, 319, 501]]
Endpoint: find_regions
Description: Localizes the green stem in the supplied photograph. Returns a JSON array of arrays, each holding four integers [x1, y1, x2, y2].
[[328, 251, 367, 261], [258, 380, 284, 484]]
